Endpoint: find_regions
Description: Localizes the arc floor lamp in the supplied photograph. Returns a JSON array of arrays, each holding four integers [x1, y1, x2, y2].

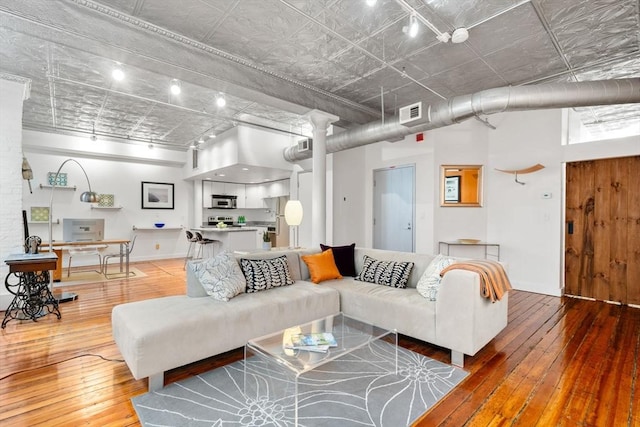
[[48, 158, 98, 302]]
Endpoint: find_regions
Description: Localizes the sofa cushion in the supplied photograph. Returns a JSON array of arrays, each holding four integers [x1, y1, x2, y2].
[[416, 254, 457, 301], [301, 249, 343, 284], [355, 254, 414, 288], [240, 255, 294, 293], [320, 243, 356, 276], [192, 251, 246, 301]]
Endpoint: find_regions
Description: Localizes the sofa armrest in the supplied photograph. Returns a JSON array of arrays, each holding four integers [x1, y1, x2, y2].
[[186, 261, 208, 297], [435, 269, 508, 357]]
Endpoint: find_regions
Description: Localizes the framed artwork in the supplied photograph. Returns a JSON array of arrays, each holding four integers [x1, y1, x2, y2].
[[444, 175, 461, 203], [141, 181, 174, 209]]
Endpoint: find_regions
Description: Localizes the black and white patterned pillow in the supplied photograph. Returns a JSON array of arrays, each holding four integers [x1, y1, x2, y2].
[[355, 255, 414, 289], [240, 256, 294, 293]]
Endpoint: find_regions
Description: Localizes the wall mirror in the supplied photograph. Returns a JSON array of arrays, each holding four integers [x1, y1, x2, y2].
[[440, 165, 483, 207]]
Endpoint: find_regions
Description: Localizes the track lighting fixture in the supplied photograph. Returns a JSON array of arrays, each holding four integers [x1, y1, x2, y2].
[[209, 132, 216, 139], [403, 14, 419, 38], [216, 94, 226, 108], [170, 79, 181, 95], [198, 137, 205, 144], [112, 65, 124, 81]]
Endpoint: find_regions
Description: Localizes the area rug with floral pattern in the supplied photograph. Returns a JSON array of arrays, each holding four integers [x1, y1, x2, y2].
[[132, 339, 467, 426]]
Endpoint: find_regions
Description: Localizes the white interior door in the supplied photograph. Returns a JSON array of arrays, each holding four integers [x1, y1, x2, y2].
[[373, 165, 415, 252]]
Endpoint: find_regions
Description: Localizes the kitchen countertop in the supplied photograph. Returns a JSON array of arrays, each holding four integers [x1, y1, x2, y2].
[[193, 227, 258, 232]]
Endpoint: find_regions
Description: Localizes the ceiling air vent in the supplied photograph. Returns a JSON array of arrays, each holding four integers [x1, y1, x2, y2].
[[398, 102, 422, 126], [297, 137, 313, 152]]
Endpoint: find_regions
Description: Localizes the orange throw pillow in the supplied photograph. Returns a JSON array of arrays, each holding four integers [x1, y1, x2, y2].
[[301, 249, 343, 284]]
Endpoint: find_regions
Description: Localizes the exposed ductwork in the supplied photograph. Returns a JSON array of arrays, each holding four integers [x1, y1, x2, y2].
[[283, 78, 640, 162]]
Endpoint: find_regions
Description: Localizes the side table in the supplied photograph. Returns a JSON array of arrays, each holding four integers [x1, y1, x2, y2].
[[2, 253, 62, 329]]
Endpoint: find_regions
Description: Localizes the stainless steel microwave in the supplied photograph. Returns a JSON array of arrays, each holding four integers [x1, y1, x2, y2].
[[211, 194, 237, 209]]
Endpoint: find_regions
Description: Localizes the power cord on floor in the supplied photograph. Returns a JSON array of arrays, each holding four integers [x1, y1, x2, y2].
[[0, 353, 125, 381]]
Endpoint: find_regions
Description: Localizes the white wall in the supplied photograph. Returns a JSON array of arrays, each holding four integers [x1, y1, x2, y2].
[[331, 109, 640, 297], [0, 78, 28, 310], [22, 132, 193, 264]]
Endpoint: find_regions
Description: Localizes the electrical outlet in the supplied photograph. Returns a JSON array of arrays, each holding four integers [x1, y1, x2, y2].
[[155, 243, 160, 250]]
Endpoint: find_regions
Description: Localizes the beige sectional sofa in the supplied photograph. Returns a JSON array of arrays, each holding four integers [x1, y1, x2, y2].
[[112, 247, 508, 391]]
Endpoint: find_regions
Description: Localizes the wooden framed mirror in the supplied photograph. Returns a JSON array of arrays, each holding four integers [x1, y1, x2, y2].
[[440, 165, 483, 207]]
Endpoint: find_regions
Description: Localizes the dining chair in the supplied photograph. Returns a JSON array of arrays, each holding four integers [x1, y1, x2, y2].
[[102, 235, 137, 278]]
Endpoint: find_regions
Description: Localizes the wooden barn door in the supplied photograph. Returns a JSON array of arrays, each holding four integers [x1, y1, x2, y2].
[[565, 155, 640, 305]]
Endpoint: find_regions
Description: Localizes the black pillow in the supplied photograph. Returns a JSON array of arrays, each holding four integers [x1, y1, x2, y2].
[[320, 243, 356, 276]]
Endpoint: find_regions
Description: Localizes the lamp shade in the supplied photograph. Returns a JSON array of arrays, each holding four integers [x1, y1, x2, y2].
[[284, 200, 303, 226]]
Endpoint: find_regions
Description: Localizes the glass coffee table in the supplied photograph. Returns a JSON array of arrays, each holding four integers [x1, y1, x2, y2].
[[243, 313, 397, 425]]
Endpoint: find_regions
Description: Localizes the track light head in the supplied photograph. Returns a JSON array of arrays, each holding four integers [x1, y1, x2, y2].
[[403, 14, 419, 38], [169, 79, 181, 95], [112, 66, 124, 81], [216, 95, 226, 108]]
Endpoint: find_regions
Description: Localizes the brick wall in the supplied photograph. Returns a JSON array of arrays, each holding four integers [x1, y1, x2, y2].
[[0, 77, 29, 310]]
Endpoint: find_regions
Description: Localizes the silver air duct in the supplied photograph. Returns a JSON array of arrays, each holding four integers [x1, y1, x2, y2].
[[283, 78, 640, 162]]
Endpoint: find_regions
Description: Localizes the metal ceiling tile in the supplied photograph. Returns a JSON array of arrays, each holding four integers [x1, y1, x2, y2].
[[424, 58, 505, 95], [464, 2, 546, 56], [407, 42, 476, 79], [423, 0, 525, 29], [482, 32, 567, 85]]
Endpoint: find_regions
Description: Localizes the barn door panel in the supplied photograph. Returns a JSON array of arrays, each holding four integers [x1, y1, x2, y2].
[[565, 155, 640, 305]]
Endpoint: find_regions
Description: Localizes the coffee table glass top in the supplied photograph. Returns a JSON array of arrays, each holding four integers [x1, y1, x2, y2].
[[246, 312, 397, 375]]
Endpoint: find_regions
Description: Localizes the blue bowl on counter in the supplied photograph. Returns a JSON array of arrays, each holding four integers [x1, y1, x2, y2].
[[154, 223, 165, 228]]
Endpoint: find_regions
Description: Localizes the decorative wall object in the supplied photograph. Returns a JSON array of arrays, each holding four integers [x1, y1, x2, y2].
[[98, 194, 115, 207], [30, 206, 49, 222], [47, 172, 67, 186], [141, 181, 174, 209]]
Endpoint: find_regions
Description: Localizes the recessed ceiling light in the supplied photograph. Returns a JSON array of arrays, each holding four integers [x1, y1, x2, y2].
[[242, 167, 249, 171], [366, 0, 377, 6], [209, 133, 216, 139], [198, 137, 204, 144], [170, 79, 181, 95], [189, 143, 196, 149], [216, 95, 226, 108], [112, 66, 124, 81], [219, 173, 225, 177]]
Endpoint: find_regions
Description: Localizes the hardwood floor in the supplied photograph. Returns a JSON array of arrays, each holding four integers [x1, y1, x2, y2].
[[1, 258, 638, 426]]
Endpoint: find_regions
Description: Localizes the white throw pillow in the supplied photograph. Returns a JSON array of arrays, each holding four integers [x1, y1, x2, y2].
[[193, 251, 246, 301], [416, 254, 456, 301]]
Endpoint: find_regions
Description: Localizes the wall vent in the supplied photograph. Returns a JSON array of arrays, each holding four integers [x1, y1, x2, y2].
[[297, 137, 313, 152], [398, 102, 422, 126]]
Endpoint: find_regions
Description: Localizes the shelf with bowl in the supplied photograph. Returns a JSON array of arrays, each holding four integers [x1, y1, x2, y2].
[[132, 224, 183, 231], [439, 240, 500, 261]]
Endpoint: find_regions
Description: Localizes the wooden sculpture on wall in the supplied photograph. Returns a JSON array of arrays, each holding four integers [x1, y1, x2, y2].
[[495, 163, 545, 185]]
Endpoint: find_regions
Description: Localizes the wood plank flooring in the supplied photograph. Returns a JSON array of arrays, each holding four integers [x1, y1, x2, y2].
[[1, 259, 638, 426]]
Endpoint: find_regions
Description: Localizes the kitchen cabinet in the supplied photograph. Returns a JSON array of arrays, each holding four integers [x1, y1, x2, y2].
[[244, 180, 289, 209], [202, 181, 246, 208], [245, 184, 267, 209]]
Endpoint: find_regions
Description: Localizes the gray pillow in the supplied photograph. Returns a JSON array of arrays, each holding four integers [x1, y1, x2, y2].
[[355, 254, 414, 289], [240, 255, 294, 293], [192, 251, 246, 301], [416, 254, 456, 301]]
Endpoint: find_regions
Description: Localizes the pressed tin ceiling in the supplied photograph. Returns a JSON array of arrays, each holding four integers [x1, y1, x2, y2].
[[0, 0, 638, 150]]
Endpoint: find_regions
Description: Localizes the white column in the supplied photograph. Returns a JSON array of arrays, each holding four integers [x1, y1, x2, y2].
[[0, 74, 31, 310], [306, 110, 339, 247]]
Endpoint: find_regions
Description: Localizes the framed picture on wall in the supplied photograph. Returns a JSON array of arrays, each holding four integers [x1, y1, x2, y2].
[[444, 176, 461, 202], [141, 181, 174, 209]]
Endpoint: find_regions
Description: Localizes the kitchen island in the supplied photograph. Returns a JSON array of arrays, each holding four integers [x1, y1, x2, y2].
[[191, 227, 258, 254]]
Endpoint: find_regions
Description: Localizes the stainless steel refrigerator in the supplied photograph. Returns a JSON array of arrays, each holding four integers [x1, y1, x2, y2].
[[270, 196, 290, 248]]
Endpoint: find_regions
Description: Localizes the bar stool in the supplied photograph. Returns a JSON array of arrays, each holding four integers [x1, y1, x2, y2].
[[183, 230, 198, 269], [193, 231, 219, 260]]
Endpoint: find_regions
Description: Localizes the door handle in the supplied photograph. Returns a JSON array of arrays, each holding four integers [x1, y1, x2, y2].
[[567, 221, 574, 235], [406, 222, 412, 230]]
